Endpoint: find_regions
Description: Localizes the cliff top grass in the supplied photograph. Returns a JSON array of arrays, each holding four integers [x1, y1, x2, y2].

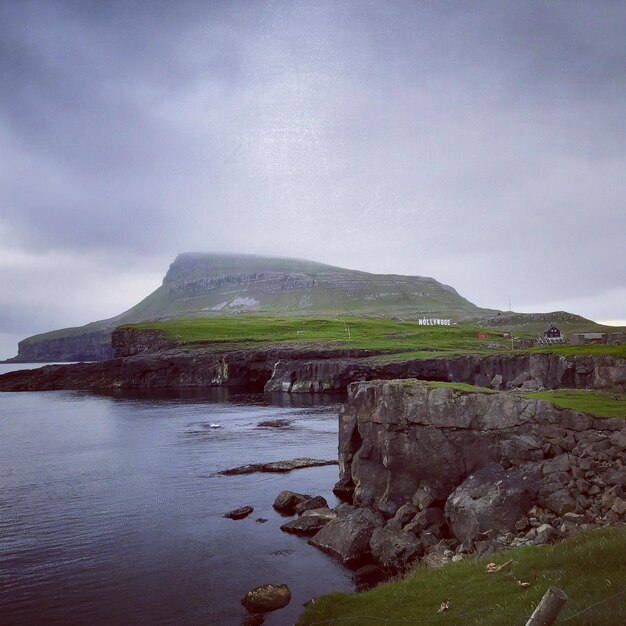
[[521, 389, 626, 419], [120, 316, 626, 359], [426, 381, 498, 394], [298, 527, 626, 625], [122, 317, 517, 354]]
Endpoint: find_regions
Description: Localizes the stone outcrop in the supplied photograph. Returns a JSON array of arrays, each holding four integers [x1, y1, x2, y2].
[[2, 340, 624, 393], [329, 379, 625, 572], [266, 352, 626, 394], [8, 329, 113, 362]]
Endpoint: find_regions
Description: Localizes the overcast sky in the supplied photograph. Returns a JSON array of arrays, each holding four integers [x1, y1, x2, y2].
[[1, 0, 625, 359]]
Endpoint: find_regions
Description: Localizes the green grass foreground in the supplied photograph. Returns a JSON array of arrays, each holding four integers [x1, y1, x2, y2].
[[298, 528, 626, 625], [522, 389, 626, 419]]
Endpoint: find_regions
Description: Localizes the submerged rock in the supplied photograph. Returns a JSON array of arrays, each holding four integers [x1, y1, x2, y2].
[[224, 505, 254, 520], [241, 584, 291, 613], [257, 419, 292, 428], [220, 458, 337, 476]]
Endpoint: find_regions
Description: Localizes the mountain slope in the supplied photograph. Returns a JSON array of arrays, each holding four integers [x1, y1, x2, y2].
[[9, 252, 496, 361]]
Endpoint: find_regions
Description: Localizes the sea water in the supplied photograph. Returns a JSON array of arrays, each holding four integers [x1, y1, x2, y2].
[[0, 366, 354, 625]]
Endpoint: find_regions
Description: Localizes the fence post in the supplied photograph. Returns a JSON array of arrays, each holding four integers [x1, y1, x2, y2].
[[525, 587, 568, 626]]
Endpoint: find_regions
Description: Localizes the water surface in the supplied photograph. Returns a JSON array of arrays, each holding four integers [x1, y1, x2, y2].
[[0, 374, 353, 625]]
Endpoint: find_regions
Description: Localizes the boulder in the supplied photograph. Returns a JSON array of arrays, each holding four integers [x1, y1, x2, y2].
[[280, 508, 336, 535], [411, 484, 435, 511], [386, 503, 418, 530], [445, 463, 540, 542], [404, 507, 447, 538], [224, 505, 253, 520], [273, 490, 311, 514], [309, 508, 384, 566], [369, 526, 423, 571], [532, 523, 564, 545], [490, 374, 503, 390], [543, 488, 576, 516], [295, 495, 328, 515], [241, 584, 291, 613]]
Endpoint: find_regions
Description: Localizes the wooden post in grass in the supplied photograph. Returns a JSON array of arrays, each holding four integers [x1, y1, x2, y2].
[[525, 587, 568, 626]]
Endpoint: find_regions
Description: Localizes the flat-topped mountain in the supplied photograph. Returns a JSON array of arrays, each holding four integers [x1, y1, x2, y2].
[[10, 253, 494, 362]]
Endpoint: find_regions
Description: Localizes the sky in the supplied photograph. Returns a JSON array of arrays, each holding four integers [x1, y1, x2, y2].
[[1, 0, 625, 359]]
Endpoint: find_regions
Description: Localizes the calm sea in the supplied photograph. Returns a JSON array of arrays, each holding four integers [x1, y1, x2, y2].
[[0, 364, 353, 625]]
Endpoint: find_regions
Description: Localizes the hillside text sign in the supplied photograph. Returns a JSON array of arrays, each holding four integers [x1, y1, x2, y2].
[[418, 319, 451, 326]]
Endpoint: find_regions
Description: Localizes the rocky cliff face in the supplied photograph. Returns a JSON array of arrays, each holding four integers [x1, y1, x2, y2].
[[265, 352, 626, 393], [319, 379, 626, 572], [2, 337, 625, 393], [9, 330, 113, 363], [265, 379, 626, 575], [336, 380, 622, 511]]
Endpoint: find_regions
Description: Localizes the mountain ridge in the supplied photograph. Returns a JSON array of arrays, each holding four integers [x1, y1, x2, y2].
[[4, 252, 601, 362]]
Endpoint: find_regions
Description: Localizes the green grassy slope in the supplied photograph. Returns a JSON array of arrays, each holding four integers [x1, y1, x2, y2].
[[298, 528, 626, 625]]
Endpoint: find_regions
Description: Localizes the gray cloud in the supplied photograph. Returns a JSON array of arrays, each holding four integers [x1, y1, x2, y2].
[[0, 0, 625, 357]]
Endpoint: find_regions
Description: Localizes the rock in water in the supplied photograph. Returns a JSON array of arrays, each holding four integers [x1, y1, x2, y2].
[[241, 584, 291, 613], [273, 490, 311, 514], [224, 505, 254, 520], [294, 495, 329, 515], [308, 508, 384, 566], [280, 508, 337, 535], [257, 419, 292, 428]]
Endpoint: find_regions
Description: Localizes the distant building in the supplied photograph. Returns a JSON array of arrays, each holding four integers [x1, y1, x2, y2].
[[544, 325, 562, 339], [570, 332, 608, 345]]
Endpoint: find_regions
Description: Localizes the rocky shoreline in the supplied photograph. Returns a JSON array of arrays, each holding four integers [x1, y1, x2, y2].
[[269, 380, 625, 583], [1, 333, 624, 394]]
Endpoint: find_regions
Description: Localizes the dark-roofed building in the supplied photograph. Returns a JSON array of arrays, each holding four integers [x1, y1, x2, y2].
[[544, 325, 562, 339]]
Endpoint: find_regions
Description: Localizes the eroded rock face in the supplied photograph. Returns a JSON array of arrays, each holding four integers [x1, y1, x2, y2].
[[2, 343, 624, 393], [444, 463, 541, 542], [331, 379, 625, 568], [336, 380, 623, 517]]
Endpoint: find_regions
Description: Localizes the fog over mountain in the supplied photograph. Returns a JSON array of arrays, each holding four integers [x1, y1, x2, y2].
[[1, 0, 625, 359]]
